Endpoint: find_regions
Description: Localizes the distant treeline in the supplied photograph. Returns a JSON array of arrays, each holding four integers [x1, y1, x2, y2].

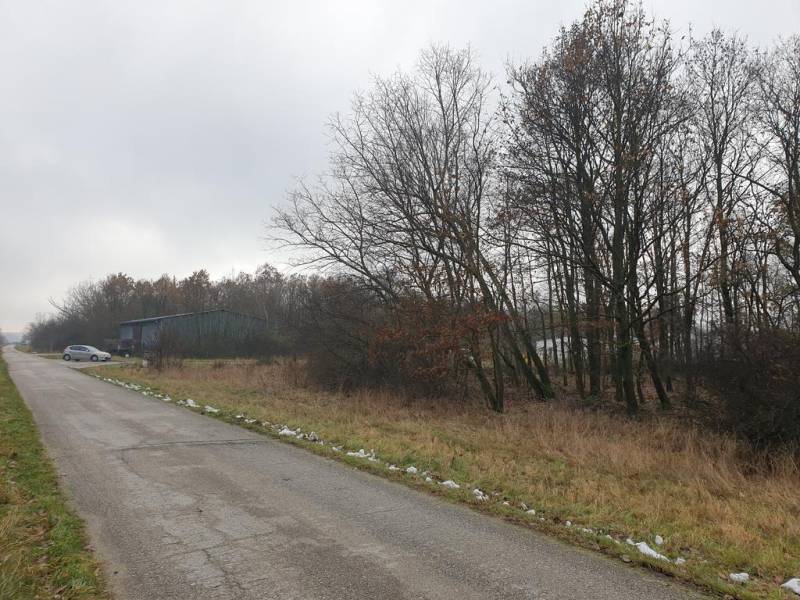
[[25, 266, 307, 355]]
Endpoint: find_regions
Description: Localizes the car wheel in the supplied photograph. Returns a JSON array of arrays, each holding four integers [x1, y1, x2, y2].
[[63, 354, 71, 361], [91, 355, 99, 362]]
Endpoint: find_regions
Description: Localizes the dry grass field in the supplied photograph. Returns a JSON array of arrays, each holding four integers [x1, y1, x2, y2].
[[88, 358, 800, 599]]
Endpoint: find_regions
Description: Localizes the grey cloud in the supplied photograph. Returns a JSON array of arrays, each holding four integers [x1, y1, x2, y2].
[[1, 0, 797, 330]]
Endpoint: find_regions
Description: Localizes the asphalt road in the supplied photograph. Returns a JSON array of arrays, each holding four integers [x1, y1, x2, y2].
[[4, 347, 705, 600]]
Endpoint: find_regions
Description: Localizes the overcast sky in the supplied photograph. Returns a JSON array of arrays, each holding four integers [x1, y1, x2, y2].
[[1, 0, 798, 332]]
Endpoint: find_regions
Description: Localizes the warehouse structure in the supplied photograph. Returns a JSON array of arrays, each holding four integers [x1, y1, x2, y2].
[[118, 309, 267, 357]]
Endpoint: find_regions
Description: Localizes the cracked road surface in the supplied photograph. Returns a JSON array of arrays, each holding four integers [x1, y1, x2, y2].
[[4, 347, 706, 600]]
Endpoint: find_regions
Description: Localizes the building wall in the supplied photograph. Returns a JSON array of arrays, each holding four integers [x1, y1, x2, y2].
[[141, 322, 161, 347], [121, 310, 268, 356]]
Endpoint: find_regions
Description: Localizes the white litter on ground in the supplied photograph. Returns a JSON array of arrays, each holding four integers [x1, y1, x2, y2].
[[502, 501, 510, 506], [781, 578, 800, 595], [674, 557, 686, 566], [634, 542, 669, 562], [185, 398, 199, 408], [204, 406, 219, 414], [729, 573, 749, 584], [565, 521, 572, 527], [332, 446, 342, 452], [654, 534, 664, 546], [279, 427, 297, 436], [526, 509, 536, 515], [244, 418, 256, 424], [425, 476, 434, 483], [472, 488, 488, 501], [440, 480, 460, 489], [308, 432, 319, 442], [388, 465, 400, 471], [405, 466, 418, 474], [346, 448, 370, 458]]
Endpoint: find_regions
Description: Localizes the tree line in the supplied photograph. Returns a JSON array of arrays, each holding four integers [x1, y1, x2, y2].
[[273, 0, 799, 445], [24, 266, 307, 354]]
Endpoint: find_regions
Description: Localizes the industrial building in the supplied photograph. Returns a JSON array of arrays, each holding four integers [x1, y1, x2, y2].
[[118, 309, 267, 356]]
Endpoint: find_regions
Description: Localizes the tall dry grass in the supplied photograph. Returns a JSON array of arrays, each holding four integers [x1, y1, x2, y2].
[[112, 358, 800, 597]]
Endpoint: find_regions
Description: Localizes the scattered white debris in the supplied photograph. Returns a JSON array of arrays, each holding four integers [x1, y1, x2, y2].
[[405, 466, 418, 474], [626, 538, 636, 546], [332, 446, 342, 452], [388, 465, 400, 471], [425, 476, 434, 483], [279, 427, 297, 436], [346, 448, 370, 458], [296, 432, 306, 439], [674, 557, 686, 566], [781, 578, 800, 595], [580, 527, 594, 534], [204, 405, 219, 414], [308, 432, 319, 442], [634, 542, 670, 562], [565, 521, 572, 527], [162, 396, 172, 402], [521, 503, 529, 511], [185, 398, 198, 408], [244, 418, 256, 425], [472, 488, 488, 501], [235, 414, 244, 419], [440, 480, 460, 489], [526, 509, 536, 515], [729, 573, 749, 584], [502, 501, 510, 506], [604, 535, 621, 544], [654, 534, 664, 546]]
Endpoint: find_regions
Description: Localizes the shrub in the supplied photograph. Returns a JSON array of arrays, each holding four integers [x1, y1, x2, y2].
[[700, 329, 800, 450]]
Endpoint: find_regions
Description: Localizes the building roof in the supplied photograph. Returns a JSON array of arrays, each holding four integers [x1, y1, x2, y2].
[[119, 312, 195, 326], [119, 309, 265, 327]]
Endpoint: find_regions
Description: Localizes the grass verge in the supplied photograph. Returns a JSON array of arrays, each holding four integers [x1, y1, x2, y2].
[[85, 358, 800, 599], [0, 354, 106, 600]]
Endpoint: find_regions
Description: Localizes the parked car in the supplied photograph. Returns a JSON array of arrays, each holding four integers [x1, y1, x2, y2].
[[62, 345, 111, 362]]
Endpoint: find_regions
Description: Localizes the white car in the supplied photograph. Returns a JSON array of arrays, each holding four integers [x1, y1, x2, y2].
[[62, 345, 111, 362]]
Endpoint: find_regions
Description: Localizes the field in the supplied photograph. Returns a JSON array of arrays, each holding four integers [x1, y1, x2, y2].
[[85, 358, 800, 599], [0, 355, 106, 600]]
